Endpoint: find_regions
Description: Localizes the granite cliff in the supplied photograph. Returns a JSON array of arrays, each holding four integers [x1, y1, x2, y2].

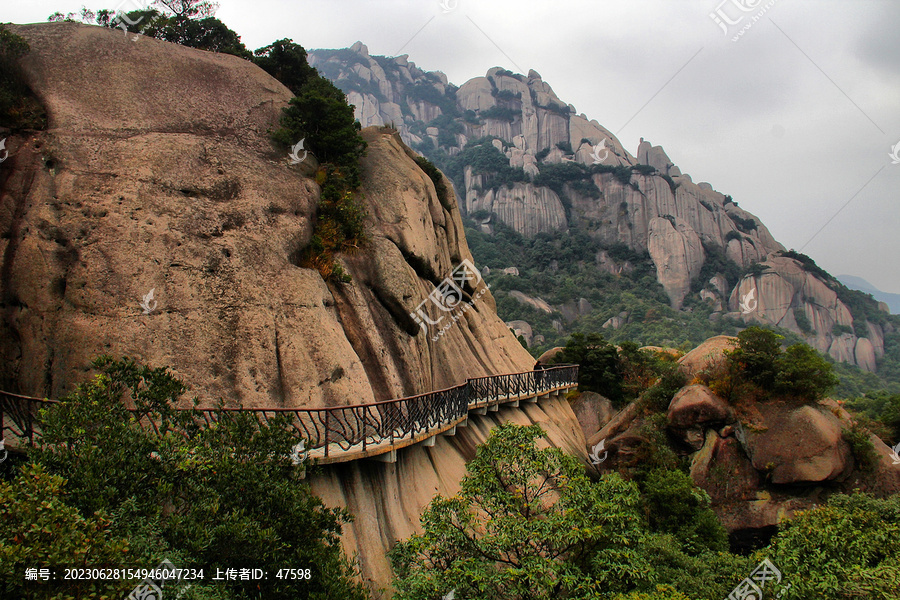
[[0, 23, 588, 594], [310, 42, 891, 371]]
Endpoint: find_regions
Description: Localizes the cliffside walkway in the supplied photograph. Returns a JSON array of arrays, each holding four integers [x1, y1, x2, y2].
[[0, 365, 578, 465]]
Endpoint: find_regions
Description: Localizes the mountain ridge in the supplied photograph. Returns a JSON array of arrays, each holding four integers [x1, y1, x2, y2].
[[309, 41, 897, 374]]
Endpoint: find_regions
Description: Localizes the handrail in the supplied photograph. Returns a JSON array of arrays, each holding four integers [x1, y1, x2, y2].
[[0, 365, 579, 462]]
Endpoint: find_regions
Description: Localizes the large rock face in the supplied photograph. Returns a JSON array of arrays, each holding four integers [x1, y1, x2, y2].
[[1, 23, 533, 406], [309, 42, 890, 370], [1, 24, 590, 596]]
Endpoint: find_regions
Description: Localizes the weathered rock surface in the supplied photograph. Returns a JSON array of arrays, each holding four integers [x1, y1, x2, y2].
[[1, 24, 591, 597], [729, 255, 886, 369], [740, 404, 853, 484], [648, 216, 705, 309], [677, 335, 736, 376], [569, 391, 615, 441], [309, 42, 886, 369], [668, 385, 734, 449]]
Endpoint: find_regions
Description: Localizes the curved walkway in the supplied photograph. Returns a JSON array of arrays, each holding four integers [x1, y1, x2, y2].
[[0, 365, 579, 465]]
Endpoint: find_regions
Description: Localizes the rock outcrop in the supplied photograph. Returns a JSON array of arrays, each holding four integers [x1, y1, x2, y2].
[[1, 24, 590, 596], [575, 336, 900, 549], [309, 42, 890, 370]]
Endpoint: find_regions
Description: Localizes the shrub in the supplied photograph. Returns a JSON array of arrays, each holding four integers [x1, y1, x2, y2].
[[552, 332, 624, 405], [0, 23, 47, 129], [774, 343, 840, 401], [414, 155, 451, 209], [20, 356, 369, 600], [794, 308, 813, 334], [0, 464, 132, 600], [253, 38, 318, 95], [639, 469, 728, 554], [842, 423, 878, 471], [767, 493, 900, 599], [390, 424, 652, 599]]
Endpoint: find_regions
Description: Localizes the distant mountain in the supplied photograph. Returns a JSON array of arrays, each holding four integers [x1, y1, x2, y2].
[[838, 275, 900, 314], [310, 42, 899, 373]]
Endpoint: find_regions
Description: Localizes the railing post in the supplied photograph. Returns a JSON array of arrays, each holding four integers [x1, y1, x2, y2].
[[324, 411, 330, 458]]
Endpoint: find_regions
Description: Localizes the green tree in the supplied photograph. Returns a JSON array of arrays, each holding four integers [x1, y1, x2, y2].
[[19, 356, 369, 600], [726, 326, 783, 391], [774, 343, 839, 401], [553, 333, 624, 405], [273, 75, 366, 184], [767, 493, 900, 599], [0, 464, 132, 600], [390, 423, 653, 599], [639, 469, 727, 554], [253, 38, 318, 96]]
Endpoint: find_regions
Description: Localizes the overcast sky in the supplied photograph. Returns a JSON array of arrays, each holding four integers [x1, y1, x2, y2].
[[6, 0, 900, 294]]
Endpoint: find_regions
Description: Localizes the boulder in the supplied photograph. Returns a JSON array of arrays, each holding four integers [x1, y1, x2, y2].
[[570, 391, 616, 442], [668, 385, 733, 426], [742, 405, 852, 484], [678, 335, 736, 376]]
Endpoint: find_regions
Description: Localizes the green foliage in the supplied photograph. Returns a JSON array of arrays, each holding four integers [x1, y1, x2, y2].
[[773, 343, 840, 401], [555, 140, 573, 154], [833, 323, 854, 336], [794, 309, 813, 334], [844, 391, 900, 444], [441, 139, 526, 193], [726, 327, 784, 391], [727, 213, 757, 233], [724, 230, 742, 243], [0, 23, 47, 129], [767, 493, 900, 599], [552, 332, 624, 405], [390, 423, 652, 599], [274, 75, 366, 181], [143, 15, 252, 57], [0, 464, 132, 600], [414, 155, 451, 208], [253, 38, 318, 95], [632, 164, 657, 176], [14, 357, 369, 600], [533, 161, 601, 203], [639, 469, 728, 554], [779, 250, 832, 283], [480, 105, 518, 122], [721, 327, 839, 403], [842, 423, 879, 471]]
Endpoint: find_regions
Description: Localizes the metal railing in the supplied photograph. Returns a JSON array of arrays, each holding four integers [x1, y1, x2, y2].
[[0, 365, 578, 461]]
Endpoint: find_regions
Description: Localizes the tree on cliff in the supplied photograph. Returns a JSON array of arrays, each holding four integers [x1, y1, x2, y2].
[[390, 423, 654, 599]]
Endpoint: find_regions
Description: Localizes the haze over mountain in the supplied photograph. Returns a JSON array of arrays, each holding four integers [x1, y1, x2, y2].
[[839, 274, 900, 314]]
